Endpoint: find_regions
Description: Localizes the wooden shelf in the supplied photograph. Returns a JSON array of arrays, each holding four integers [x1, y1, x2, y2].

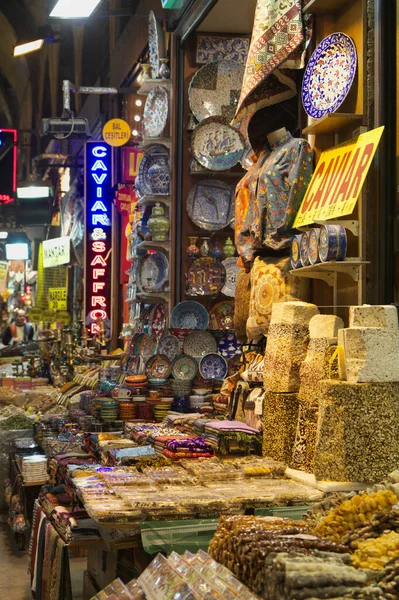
[[137, 79, 172, 95], [139, 136, 171, 149], [137, 291, 170, 302], [302, 113, 364, 136], [137, 195, 171, 207], [136, 240, 170, 251], [290, 259, 369, 286], [303, 0, 352, 15]]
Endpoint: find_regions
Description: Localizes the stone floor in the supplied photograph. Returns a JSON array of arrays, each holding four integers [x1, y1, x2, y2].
[[0, 523, 86, 599]]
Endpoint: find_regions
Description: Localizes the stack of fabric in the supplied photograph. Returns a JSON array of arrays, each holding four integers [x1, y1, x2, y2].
[[204, 421, 261, 455], [149, 434, 192, 456], [20, 454, 48, 484], [163, 437, 214, 461]]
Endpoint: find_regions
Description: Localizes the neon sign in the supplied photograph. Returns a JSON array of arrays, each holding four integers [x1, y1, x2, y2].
[[0, 129, 17, 203], [85, 141, 113, 335]]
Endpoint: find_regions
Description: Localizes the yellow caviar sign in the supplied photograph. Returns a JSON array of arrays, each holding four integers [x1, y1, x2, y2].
[[294, 126, 384, 228], [102, 118, 131, 147]]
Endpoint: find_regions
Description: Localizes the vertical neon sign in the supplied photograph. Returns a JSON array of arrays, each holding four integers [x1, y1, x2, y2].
[[85, 141, 113, 335]]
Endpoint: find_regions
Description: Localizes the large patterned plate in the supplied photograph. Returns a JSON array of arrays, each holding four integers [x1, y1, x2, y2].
[[302, 32, 357, 119], [145, 354, 171, 379], [137, 145, 170, 197], [196, 35, 249, 65], [170, 301, 209, 330], [221, 257, 239, 297], [158, 335, 180, 361], [208, 300, 235, 330], [186, 257, 226, 296], [143, 87, 168, 138], [191, 116, 245, 171], [171, 354, 198, 381], [148, 303, 167, 338], [199, 353, 228, 380], [138, 251, 169, 292], [188, 60, 244, 123], [186, 180, 235, 231], [148, 11, 165, 80], [183, 330, 217, 359]]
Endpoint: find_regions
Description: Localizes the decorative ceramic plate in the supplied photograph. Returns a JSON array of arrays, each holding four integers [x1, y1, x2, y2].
[[186, 257, 226, 296], [221, 258, 239, 297], [196, 35, 249, 65], [183, 330, 217, 359], [302, 32, 357, 119], [138, 251, 169, 292], [158, 335, 180, 362], [137, 145, 170, 197], [208, 300, 235, 330], [191, 116, 245, 171], [148, 11, 165, 80], [189, 60, 244, 123], [141, 334, 158, 361], [143, 87, 169, 138], [133, 333, 145, 356], [186, 180, 235, 230], [170, 301, 209, 330], [171, 354, 198, 380], [199, 353, 228, 380], [217, 332, 241, 359], [145, 354, 171, 379], [148, 303, 167, 338]]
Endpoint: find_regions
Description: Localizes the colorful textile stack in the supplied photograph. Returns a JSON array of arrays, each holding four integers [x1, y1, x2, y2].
[[163, 437, 214, 461], [204, 421, 261, 455]]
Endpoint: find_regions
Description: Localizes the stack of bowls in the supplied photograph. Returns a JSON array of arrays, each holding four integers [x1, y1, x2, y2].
[[189, 395, 206, 412], [171, 397, 190, 413], [100, 398, 119, 421], [171, 379, 192, 399], [118, 401, 136, 421], [153, 403, 171, 422], [191, 379, 213, 396], [136, 401, 154, 421]]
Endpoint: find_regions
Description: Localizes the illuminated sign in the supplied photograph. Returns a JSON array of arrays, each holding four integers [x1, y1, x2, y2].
[[48, 287, 67, 310], [85, 141, 113, 335], [42, 236, 70, 267], [0, 129, 17, 204], [294, 126, 384, 228], [102, 118, 131, 147]]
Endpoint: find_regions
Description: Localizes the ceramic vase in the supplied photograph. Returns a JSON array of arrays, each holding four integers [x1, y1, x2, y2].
[[147, 202, 170, 241], [210, 238, 223, 260], [148, 157, 170, 195], [159, 58, 170, 80], [200, 237, 210, 257], [141, 63, 152, 81], [187, 236, 199, 259], [223, 237, 236, 259]]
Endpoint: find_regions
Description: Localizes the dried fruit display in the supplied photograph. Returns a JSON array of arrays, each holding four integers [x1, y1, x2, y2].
[[352, 531, 399, 571]]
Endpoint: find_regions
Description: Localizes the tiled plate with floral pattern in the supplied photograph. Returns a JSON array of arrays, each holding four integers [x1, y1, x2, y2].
[[191, 116, 245, 171], [183, 330, 217, 359], [148, 11, 165, 80], [143, 86, 169, 138], [170, 301, 209, 330], [148, 303, 167, 338], [138, 251, 169, 292], [189, 60, 244, 123], [186, 179, 235, 231], [158, 335, 180, 361], [199, 353, 228, 380], [171, 354, 198, 380], [221, 258, 239, 297], [302, 32, 357, 119], [145, 353, 171, 379], [196, 35, 249, 65], [137, 145, 170, 196]]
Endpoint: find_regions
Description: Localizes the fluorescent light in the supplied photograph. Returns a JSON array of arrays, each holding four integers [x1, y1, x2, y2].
[[50, 0, 102, 18], [0, 232, 8, 239], [5, 243, 29, 261], [17, 186, 51, 199], [14, 39, 44, 57]]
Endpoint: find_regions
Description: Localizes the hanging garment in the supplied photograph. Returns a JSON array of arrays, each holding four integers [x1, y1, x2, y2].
[[234, 0, 307, 123]]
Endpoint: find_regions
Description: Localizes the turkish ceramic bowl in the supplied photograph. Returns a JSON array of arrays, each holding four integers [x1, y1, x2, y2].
[[309, 228, 321, 265], [299, 231, 310, 267], [318, 224, 347, 262], [290, 234, 302, 269]]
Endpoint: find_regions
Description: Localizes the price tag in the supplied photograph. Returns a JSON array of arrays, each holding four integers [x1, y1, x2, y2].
[[48, 287, 67, 310], [29, 307, 43, 322], [255, 392, 265, 416], [56, 310, 71, 325], [43, 309, 56, 323]]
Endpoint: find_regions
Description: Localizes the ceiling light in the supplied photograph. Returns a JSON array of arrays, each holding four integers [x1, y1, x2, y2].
[[132, 130, 138, 136], [14, 39, 44, 57], [5, 232, 31, 261], [17, 186, 51, 199], [135, 100, 142, 107], [50, 0, 102, 18], [134, 115, 141, 122], [0, 232, 8, 239]]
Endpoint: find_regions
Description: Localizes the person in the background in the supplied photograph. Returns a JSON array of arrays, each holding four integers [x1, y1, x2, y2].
[[2, 309, 34, 345]]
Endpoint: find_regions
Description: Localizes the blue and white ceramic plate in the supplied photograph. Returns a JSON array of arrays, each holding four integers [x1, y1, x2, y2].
[[186, 180, 235, 231], [221, 257, 239, 297], [302, 32, 357, 119], [158, 334, 180, 362], [171, 354, 198, 380], [191, 116, 245, 171], [138, 251, 169, 291], [143, 86, 168, 138], [170, 301, 209, 330], [199, 353, 228, 380], [217, 332, 241, 359], [148, 11, 165, 80], [196, 35, 249, 65], [189, 60, 244, 123], [137, 145, 170, 196]]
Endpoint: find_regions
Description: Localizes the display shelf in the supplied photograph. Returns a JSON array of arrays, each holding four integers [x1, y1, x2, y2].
[[303, 0, 352, 15], [136, 240, 170, 251], [302, 113, 364, 136], [139, 136, 172, 149], [137, 291, 170, 302], [137, 79, 172, 95], [297, 220, 359, 236], [290, 259, 369, 286], [137, 195, 171, 207]]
